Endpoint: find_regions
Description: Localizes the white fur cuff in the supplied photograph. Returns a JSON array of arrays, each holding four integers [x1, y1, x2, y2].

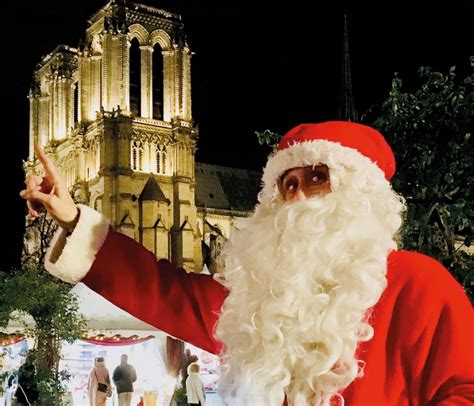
[[45, 204, 110, 284]]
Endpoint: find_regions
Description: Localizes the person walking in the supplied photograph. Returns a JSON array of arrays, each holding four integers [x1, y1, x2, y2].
[[185, 363, 205, 406], [15, 352, 39, 406], [87, 357, 111, 406], [112, 354, 137, 406]]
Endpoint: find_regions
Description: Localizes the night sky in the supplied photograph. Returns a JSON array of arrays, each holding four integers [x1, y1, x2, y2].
[[5, 0, 473, 269]]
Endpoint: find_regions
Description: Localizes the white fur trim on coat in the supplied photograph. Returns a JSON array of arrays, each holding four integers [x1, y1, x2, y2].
[[45, 204, 110, 284], [260, 140, 386, 203]]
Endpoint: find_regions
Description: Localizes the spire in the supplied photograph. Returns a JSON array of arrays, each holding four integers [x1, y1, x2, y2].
[[337, 12, 358, 122]]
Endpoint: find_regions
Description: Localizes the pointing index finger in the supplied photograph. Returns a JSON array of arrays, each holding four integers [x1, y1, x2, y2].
[[35, 143, 61, 184]]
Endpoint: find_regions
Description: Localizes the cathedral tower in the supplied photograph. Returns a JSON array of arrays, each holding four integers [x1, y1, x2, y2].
[[25, 1, 202, 271]]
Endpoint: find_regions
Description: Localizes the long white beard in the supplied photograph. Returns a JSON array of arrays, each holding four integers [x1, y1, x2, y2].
[[215, 167, 405, 405]]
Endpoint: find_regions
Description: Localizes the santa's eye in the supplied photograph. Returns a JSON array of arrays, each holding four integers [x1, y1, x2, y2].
[[284, 179, 298, 192], [310, 170, 327, 184]]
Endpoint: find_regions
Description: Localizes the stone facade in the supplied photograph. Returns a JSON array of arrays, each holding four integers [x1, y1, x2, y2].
[[24, 1, 261, 273]]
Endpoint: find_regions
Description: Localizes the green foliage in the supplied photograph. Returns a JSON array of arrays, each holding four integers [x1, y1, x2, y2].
[[0, 266, 86, 404], [35, 367, 72, 405], [173, 386, 187, 406], [370, 58, 473, 300], [0, 266, 84, 339], [255, 129, 281, 151]]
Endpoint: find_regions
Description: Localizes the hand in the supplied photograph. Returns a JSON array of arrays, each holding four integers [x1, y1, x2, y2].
[[20, 144, 79, 231]]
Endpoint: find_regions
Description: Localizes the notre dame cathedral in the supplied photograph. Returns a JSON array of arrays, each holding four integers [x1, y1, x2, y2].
[[24, 0, 260, 273]]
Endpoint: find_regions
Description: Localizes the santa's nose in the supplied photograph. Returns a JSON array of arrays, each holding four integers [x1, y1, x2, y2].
[[289, 188, 307, 202]]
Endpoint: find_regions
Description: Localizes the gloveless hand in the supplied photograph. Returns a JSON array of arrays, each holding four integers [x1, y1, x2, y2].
[[20, 144, 79, 231]]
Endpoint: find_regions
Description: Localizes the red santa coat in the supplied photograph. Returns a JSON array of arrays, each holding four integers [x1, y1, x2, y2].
[[45, 205, 474, 405]]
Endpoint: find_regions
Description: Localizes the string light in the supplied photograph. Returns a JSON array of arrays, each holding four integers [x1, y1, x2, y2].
[[81, 333, 155, 343], [0, 333, 26, 347], [0, 332, 156, 347]]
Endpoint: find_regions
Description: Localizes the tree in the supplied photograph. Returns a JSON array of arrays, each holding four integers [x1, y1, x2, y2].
[[0, 213, 86, 404], [0, 266, 86, 404], [368, 58, 473, 301]]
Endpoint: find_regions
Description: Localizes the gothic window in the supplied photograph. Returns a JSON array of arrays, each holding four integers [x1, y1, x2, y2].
[[89, 145, 94, 178], [85, 147, 94, 181], [154, 145, 167, 174], [129, 38, 141, 116], [93, 149, 96, 177], [161, 146, 167, 174], [132, 141, 138, 171], [138, 146, 143, 171], [95, 142, 100, 174], [131, 141, 144, 171], [74, 82, 79, 124], [152, 43, 164, 120], [156, 149, 161, 174]]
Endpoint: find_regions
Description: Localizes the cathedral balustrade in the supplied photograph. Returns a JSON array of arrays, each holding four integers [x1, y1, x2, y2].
[[133, 117, 172, 128]]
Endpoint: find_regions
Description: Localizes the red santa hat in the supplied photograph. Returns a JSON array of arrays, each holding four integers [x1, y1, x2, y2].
[[260, 121, 396, 202]]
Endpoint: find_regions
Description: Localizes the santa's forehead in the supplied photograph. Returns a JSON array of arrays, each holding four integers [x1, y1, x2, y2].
[[259, 140, 389, 205], [280, 163, 329, 178]]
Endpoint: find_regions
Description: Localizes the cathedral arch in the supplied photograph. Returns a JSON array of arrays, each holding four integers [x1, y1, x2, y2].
[[150, 30, 172, 51], [128, 24, 149, 45]]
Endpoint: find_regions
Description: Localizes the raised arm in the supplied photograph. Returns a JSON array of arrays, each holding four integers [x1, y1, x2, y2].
[[20, 145, 228, 354]]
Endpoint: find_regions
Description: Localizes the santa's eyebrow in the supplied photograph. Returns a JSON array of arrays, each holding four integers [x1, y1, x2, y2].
[[279, 168, 294, 183], [312, 163, 327, 169]]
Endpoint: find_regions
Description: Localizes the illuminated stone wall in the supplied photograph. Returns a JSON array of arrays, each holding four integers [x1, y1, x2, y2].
[[25, 1, 255, 272]]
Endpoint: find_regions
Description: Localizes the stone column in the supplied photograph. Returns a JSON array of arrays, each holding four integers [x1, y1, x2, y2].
[[79, 55, 89, 122], [67, 80, 75, 134], [80, 55, 103, 121], [39, 96, 49, 147], [102, 33, 129, 112], [162, 50, 174, 121], [120, 37, 130, 112], [174, 49, 182, 119], [101, 34, 112, 111], [28, 94, 39, 159], [182, 47, 192, 121]]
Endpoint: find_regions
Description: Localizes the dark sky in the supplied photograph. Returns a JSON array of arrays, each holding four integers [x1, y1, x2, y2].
[[5, 0, 473, 269]]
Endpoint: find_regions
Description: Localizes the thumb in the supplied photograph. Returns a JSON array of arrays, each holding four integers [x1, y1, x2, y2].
[[20, 189, 51, 207]]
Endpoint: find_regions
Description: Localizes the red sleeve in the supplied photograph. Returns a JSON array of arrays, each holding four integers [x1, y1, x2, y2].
[[82, 230, 228, 354], [420, 279, 474, 405], [394, 252, 474, 405]]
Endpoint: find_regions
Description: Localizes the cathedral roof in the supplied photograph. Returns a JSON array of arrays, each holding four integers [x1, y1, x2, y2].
[[139, 176, 169, 203], [195, 163, 261, 213]]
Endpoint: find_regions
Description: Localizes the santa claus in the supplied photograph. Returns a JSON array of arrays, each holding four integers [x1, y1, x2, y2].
[[21, 121, 474, 405]]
